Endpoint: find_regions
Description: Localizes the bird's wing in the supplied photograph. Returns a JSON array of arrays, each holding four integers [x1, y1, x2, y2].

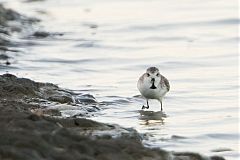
[[161, 75, 170, 91]]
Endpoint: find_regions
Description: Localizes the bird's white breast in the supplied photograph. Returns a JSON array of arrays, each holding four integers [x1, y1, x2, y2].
[[137, 79, 167, 100]]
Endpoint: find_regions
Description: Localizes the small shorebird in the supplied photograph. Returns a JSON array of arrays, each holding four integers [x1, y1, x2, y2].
[[137, 67, 170, 111]]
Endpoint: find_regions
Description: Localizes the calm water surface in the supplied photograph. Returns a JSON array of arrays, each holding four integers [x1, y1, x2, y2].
[[1, 0, 239, 159]]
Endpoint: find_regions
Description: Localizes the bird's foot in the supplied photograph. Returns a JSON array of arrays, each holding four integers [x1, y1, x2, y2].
[[142, 105, 149, 109]]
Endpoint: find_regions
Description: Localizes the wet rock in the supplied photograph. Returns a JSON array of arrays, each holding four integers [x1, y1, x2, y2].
[[44, 117, 109, 129], [0, 112, 171, 160], [47, 95, 73, 104], [173, 152, 207, 160], [0, 74, 99, 117], [0, 74, 88, 104], [74, 94, 98, 104], [210, 156, 225, 160], [31, 108, 61, 117], [0, 94, 170, 160], [172, 152, 227, 160], [0, 74, 37, 97]]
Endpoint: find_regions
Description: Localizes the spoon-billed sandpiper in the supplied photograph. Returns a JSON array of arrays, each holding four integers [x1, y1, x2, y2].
[[137, 67, 170, 111]]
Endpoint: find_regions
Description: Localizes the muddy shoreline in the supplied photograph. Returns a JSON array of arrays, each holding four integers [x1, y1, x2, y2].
[[0, 3, 225, 160], [0, 73, 224, 160]]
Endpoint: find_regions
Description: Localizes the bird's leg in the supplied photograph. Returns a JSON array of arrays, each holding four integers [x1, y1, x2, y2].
[[160, 100, 163, 111], [142, 100, 150, 109], [146, 100, 149, 109]]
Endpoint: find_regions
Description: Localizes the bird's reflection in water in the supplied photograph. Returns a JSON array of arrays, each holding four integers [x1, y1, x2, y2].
[[138, 110, 167, 126]]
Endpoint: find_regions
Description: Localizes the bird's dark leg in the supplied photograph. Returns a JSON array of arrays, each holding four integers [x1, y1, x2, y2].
[[160, 100, 163, 111], [142, 100, 150, 109], [146, 100, 149, 109]]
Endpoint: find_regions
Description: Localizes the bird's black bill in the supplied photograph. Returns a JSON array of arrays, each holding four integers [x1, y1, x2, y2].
[[150, 84, 157, 89], [150, 82, 157, 89], [150, 78, 157, 89]]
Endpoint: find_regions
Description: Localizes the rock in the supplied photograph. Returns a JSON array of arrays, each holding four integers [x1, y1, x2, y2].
[[74, 94, 98, 104], [31, 108, 61, 117], [47, 95, 73, 104], [173, 152, 207, 160], [0, 74, 99, 117], [210, 156, 226, 160], [0, 74, 95, 104], [0, 109, 171, 160]]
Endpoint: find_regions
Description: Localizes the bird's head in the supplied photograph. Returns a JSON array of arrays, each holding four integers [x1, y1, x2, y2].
[[144, 67, 161, 89]]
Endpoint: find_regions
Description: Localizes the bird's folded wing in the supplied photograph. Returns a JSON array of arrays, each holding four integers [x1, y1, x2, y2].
[[161, 75, 170, 91]]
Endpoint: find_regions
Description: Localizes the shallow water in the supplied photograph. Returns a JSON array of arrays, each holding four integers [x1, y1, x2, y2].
[[1, 0, 239, 159]]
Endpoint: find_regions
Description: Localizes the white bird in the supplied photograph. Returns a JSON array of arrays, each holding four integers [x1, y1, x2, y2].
[[137, 67, 170, 110]]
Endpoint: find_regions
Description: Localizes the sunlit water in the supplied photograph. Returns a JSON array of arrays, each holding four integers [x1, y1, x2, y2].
[[1, 0, 239, 159]]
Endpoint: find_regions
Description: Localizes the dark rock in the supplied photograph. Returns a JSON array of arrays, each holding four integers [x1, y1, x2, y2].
[[0, 96, 170, 160], [47, 95, 73, 104], [0, 74, 94, 105], [172, 152, 224, 160], [210, 156, 226, 160], [0, 74, 99, 118], [75, 94, 98, 104]]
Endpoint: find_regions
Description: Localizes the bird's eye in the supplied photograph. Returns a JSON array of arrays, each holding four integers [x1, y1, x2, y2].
[[156, 73, 160, 76], [146, 73, 150, 77]]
